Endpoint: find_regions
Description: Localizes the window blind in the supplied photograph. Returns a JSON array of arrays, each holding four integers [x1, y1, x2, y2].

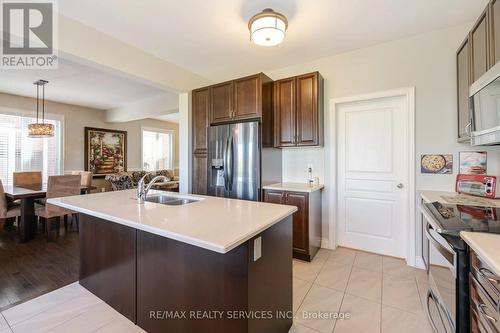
[[0, 113, 62, 185]]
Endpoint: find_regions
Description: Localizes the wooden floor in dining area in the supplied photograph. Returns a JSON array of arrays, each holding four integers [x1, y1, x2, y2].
[[0, 224, 79, 312]]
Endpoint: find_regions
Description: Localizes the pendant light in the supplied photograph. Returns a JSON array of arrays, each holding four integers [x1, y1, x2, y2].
[[248, 8, 288, 47], [28, 79, 54, 138]]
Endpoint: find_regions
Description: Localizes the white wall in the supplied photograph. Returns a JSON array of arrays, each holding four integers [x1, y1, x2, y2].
[[178, 92, 192, 194], [267, 24, 500, 258]]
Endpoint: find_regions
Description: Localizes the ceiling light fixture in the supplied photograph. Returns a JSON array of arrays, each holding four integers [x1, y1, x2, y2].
[[248, 8, 288, 47], [28, 79, 54, 138]]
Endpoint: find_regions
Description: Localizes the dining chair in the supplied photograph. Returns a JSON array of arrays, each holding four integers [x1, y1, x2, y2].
[[13, 171, 42, 187], [13, 171, 45, 207], [70, 171, 92, 228], [0, 180, 20, 231], [35, 175, 81, 241]]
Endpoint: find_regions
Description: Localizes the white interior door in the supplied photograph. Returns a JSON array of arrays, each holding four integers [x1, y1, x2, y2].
[[337, 95, 409, 258]]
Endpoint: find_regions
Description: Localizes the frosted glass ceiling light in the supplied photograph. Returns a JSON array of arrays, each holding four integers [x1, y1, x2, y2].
[[248, 8, 288, 46]]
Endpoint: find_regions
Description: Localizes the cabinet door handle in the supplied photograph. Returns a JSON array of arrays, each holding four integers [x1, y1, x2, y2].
[[479, 267, 500, 284], [477, 303, 498, 323]]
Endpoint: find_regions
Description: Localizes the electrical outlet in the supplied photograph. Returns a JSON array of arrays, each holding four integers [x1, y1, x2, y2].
[[253, 237, 262, 261]]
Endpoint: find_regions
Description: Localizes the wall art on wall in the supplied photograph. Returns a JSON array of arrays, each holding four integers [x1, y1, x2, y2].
[[459, 151, 487, 175], [420, 154, 453, 174], [85, 127, 127, 176]]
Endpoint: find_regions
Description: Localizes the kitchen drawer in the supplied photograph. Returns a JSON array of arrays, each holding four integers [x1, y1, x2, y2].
[[471, 251, 500, 307], [470, 274, 500, 333]]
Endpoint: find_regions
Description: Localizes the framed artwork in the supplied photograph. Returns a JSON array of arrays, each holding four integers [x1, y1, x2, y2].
[[421, 154, 453, 174], [459, 151, 487, 174], [84, 127, 127, 177]]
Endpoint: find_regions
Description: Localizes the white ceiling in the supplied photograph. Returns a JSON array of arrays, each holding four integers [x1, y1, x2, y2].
[[0, 57, 172, 109], [58, 0, 489, 81]]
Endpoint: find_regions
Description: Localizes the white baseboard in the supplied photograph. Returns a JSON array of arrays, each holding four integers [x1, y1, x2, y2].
[[320, 238, 334, 250], [414, 256, 426, 269]]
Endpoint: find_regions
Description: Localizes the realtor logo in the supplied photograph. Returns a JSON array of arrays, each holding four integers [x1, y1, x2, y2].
[[1, 0, 58, 69]]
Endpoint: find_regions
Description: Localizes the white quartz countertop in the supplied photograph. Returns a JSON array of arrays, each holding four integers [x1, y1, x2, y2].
[[263, 182, 324, 193], [47, 190, 297, 254], [420, 190, 500, 207], [461, 231, 500, 277]]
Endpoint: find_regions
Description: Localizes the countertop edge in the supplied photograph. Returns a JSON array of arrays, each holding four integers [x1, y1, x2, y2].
[[262, 183, 324, 193], [460, 231, 500, 277], [47, 198, 297, 254]]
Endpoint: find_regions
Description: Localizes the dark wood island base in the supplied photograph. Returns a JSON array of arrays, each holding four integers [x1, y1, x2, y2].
[[79, 214, 293, 333]]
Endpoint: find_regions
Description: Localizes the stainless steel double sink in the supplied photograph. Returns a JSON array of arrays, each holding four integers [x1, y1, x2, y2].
[[144, 194, 199, 206]]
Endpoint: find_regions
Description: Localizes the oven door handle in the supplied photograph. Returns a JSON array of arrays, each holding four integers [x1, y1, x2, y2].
[[426, 290, 442, 333], [426, 289, 454, 333], [425, 221, 454, 265], [426, 289, 456, 333]]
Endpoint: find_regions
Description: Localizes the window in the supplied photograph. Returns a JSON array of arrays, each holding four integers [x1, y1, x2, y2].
[[0, 112, 62, 185], [142, 128, 173, 171]]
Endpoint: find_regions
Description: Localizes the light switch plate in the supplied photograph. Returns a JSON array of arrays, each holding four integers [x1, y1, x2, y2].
[[253, 237, 262, 261]]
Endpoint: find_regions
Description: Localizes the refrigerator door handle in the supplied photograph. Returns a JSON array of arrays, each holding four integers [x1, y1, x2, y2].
[[223, 135, 229, 191], [226, 134, 234, 191]]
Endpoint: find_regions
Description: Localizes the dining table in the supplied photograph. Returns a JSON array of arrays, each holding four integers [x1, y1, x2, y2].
[[3, 184, 97, 242]]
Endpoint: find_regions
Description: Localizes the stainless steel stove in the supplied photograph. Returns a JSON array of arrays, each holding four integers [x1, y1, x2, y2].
[[420, 202, 500, 333]]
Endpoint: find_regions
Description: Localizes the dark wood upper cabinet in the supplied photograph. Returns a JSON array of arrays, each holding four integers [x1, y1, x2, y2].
[[457, 37, 471, 142], [274, 77, 296, 147], [471, 8, 490, 83], [192, 87, 210, 153], [274, 72, 324, 148], [455, 1, 500, 143], [210, 81, 233, 124], [491, 0, 500, 65], [296, 72, 322, 146], [233, 74, 261, 120], [208, 73, 272, 126]]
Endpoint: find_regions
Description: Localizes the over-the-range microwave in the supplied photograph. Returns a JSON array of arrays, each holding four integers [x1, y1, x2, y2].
[[470, 61, 500, 145]]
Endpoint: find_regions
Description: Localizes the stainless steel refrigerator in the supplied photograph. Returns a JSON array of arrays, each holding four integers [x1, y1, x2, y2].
[[207, 121, 282, 201]]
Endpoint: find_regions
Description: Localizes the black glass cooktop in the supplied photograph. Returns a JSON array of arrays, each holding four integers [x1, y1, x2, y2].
[[424, 202, 500, 237]]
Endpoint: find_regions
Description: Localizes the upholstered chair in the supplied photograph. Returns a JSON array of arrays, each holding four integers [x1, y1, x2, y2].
[[0, 180, 20, 231], [35, 175, 81, 241], [13, 171, 42, 187]]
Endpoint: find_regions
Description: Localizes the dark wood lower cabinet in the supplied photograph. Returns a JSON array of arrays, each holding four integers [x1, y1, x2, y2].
[[192, 153, 207, 195], [79, 214, 293, 333], [469, 250, 500, 333], [286, 192, 309, 258], [263, 189, 322, 262]]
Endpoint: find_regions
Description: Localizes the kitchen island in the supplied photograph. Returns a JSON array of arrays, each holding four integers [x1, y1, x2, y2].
[[47, 190, 297, 333]]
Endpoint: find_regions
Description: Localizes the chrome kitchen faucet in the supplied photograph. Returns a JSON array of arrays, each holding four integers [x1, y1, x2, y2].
[[137, 173, 168, 204]]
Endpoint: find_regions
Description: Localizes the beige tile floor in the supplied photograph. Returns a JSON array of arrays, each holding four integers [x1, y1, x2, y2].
[[290, 247, 433, 333], [0, 247, 431, 333], [0, 283, 144, 333]]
